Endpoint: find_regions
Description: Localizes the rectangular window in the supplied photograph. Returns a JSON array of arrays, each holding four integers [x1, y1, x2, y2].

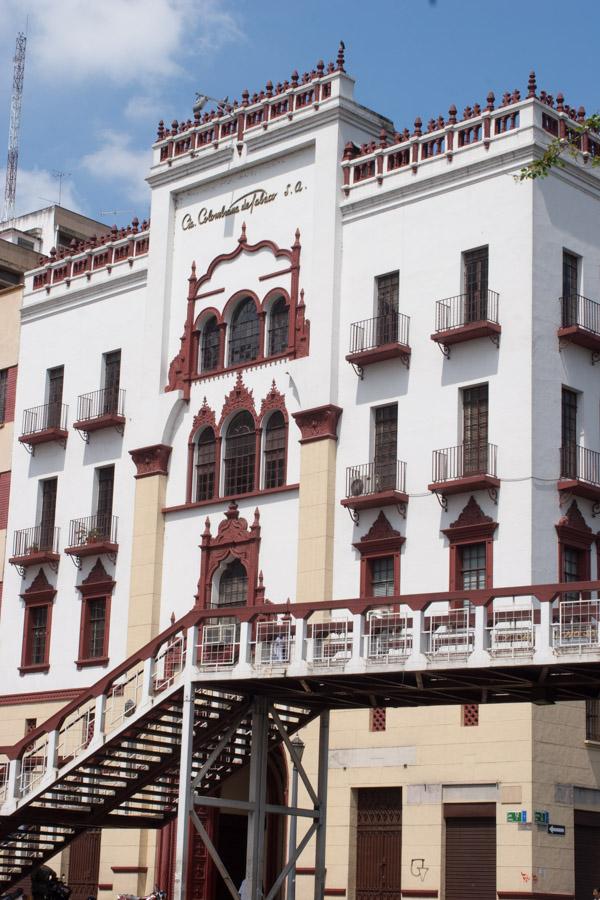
[[96, 466, 114, 538], [27, 605, 49, 666], [460, 543, 486, 590], [376, 272, 399, 344], [561, 388, 578, 478], [370, 556, 395, 597], [586, 699, 600, 742], [85, 597, 108, 660], [374, 404, 398, 492], [462, 703, 480, 727], [463, 247, 489, 322], [462, 384, 488, 474], [369, 707, 387, 732], [0, 369, 7, 423], [47, 366, 64, 429], [103, 350, 121, 415], [39, 478, 57, 551], [563, 250, 579, 301]]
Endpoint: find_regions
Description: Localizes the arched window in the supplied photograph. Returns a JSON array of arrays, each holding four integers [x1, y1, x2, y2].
[[217, 558, 248, 608], [267, 296, 289, 357], [195, 427, 216, 501], [224, 411, 256, 496], [228, 298, 260, 366], [200, 316, 220, 373], [263, 411, 286, 489]]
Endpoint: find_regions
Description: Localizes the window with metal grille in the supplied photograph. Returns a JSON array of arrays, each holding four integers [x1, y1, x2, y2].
[[374, 405, 398, 491], [85, 598, 107, 659], [228, 298, 260, 366], [369, 707, 387, 732], [462, 703, 479, 726], [376, 272, 399, 344], [47, 365, 64, 429], [563, 250, 579, 301], [195, 428, 216, 501], [460, 543, 486, 590], [463, 247, 489, 322], [462, 384, 488, 474], [561, 387, 578, 478], [224, 412, 255, 496], [267, 297, 289, 356], [216, 559, 248, 608], [586, 699, 600, 741], [39, 478, 57, 550], [370, 556, 395, 597], [563, 546, 582, 583], [28, 605, 48, 666], [200, 316, 220, 372], [0, 369, 7, 423], [263, 412, 286, 489], [103, 350, 121, 414], [96, 466, 114, 538]]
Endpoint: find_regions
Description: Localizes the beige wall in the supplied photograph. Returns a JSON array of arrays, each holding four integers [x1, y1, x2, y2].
[[0, 284, 21, 371], [296, 438, 337, 603]]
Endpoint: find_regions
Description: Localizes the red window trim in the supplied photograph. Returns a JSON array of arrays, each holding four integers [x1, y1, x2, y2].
[[556, 499, 594, 583], [76, 559, 115, 666], [442, 496, 497, 594], [19, 570, 56, 673], [196, 502, 263, 609], [353, 512, 405, 598], [0, 366, 17, 425]]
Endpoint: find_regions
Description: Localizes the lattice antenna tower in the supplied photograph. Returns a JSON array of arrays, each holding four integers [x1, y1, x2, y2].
[[2, 32, 27, 224]]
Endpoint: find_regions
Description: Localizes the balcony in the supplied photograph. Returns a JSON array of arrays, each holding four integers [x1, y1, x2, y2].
[[431, 290, 500, 357], [558, 445, 600, 510], [73, 388, 125, 440], [19, 403, 68, 452], [346, 313, 411, 376], [428, 442, 499, 508], [558, 294, 600, 363], [340, 460, 408, 522], [64, 514, 119, 566], [9, 525, 60, 574]]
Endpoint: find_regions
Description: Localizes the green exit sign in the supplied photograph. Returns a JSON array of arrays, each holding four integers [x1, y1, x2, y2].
[[507, 811, 527, 823]]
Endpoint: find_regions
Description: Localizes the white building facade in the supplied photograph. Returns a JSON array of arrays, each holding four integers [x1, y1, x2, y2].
[[2, 49, 600, 900]]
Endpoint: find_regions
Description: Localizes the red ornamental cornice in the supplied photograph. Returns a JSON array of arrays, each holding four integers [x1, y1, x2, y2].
[[218, 373, 257, 428], [292, 404, 342, 444], [556, 499, 594, 547], [77, 558, 116, 597], [259, 380, 287, 423], [442, 495, 497, 542], [21, 569, 56, 603], [129, 444, 172, 479], [353, 511, 405, 554], [190, 397, 217, 441], [204, 501, 261, 548]]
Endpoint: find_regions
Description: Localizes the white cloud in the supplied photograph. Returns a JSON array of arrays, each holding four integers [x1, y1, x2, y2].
[[124, 95, 164, 123], [0, 167, 83, 218], [2, 0, 244, 84], [80, 132, 152, 212]]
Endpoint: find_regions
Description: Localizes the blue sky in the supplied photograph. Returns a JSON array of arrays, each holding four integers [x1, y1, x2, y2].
[[1, 0, 600, 228]]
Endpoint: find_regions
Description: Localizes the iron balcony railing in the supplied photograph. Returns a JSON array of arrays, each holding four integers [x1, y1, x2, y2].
[[349, 312, 410, 354], [76, 387, 125, 422], [560, 444, 600, 486], [12, 524, 59, 557], [22, 402, 68, 436], [431, 442, 498, 483], [561, 294, 600, 335], [67, 514, 118, 547], [346, 460, 407, 498], [434, 290, 499, 332]]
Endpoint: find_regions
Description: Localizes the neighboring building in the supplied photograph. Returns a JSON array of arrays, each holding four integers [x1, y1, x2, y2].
[[1, 50, 600, 900]]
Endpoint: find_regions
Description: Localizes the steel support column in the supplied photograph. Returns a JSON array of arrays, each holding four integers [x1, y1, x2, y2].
[[314, 710, 330, 900], [172, 676, 196, 900], [245, 695, 269, 900]]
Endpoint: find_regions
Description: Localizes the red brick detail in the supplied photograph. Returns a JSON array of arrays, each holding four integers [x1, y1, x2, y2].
[[4, 366, 17, 423], [129, 444, 172, 478], [77, 558, 116, 597], [462, 703, 479, 726], [218, 372, 257, 428], [259, 380, 288, 424], [292, 404, 342, 444], [0, 471, 10, 529], [369, 707, 387, 732], [196, 502, 262, 609]]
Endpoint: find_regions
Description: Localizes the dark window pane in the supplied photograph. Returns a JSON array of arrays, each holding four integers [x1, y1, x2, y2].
[[371, 556, 395, 597], [463, 385, 488, 474], [374, 405, 397, 490], [376, 273, 399, 344], [0, 369, 7, 423], [563, 546, 581, 582], [96, 467, 114, 535], [195, 428, 216, 501], [47, 366, 64, 428], [216, 559, 248, 608], [29, 606, 48, 665], [224, 412, 255, 496], [87, 598, 106, 659], [264, 412, 286, 489], [40, 478, 57, 550], [103, 351, 121, 414], [460, 543, 486, 590], [563, 251, 579, 301], [228, 298, 260, 366], [268, 297, 289, 357], [464, 247, 489, 321], [561, 387, 578, 469], [201, 317, 220, 372], [586, 699, 600, 741]]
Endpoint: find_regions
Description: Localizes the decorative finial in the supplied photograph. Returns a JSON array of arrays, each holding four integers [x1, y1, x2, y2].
[[170, 612, 175, 625], [337, 40, 346, 72], [486, 91, 495, 111], [527, 71, 537, 99], [239, 222, 247, 243]]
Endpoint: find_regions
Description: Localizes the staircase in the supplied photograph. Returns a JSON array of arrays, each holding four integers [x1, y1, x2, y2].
[[0, 615, 317, 890]]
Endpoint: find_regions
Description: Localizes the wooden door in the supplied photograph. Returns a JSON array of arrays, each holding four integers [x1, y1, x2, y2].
[[374, 405, 398, 491], [463, 247, 488, 322], [462, 385, 488, 474], [40, 478, 57, 550], [68, 829, 101, 900], [103, 350, 121, 414], [356, 787, 402, 900], [96, 466, 114, 538]]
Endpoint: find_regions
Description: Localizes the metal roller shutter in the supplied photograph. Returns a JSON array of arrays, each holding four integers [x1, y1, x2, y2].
[[445, 807, 496, 900], [575, 809, 600, 898]]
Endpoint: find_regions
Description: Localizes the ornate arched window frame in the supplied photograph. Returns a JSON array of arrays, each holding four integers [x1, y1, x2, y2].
[[196, 502, 264, 609], [217, 374, 260, 498], [223, 290, 262, 368], [442, 496, 498, 596], [262, 288, 291, 358], [555, 500, 594, 590], [194, 308, 224, 375], [259, 381, 289, 490], [186, 398, 219, 503]]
